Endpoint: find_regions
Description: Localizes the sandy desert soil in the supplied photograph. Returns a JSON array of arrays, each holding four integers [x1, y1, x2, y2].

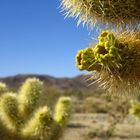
[[62, 113, 140, 140]]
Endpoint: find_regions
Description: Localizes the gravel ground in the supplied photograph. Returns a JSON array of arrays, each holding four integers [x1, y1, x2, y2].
[[62, 113, 140, 140]]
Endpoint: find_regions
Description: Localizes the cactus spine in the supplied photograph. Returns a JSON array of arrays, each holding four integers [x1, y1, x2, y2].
[[0, 78, 72, 140], [18, 78, 43, 118], [76, 31, 140, 95], [61, 0, 140, 29], [51, 97, 72, 140], [60, 0, 140, 95]]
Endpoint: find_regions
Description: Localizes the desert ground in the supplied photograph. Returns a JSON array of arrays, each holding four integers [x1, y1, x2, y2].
[[62, 113, 140, 140]]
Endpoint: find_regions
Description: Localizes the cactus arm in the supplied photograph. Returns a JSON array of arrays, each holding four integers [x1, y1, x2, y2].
[[22, 106, 53, 140], [0, 82, 7, 95], [18, 78, 43, 118], [51, 97, 72, 140], [54, 97, 72, 125], [0, 93, 22, 132]]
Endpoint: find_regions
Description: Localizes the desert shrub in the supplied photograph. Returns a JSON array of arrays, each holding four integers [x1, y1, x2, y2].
[[83, 97, 108, 113], [86, 126, 115, 140]]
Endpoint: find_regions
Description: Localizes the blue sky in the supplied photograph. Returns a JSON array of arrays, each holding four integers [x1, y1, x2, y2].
[[0, 0, 97, 77]]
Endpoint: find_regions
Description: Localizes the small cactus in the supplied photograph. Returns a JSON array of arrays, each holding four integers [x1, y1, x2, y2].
[[76, 31, 140, 95], [50, 97, 72, 140], [0, 78, 72, 140], [129, 100, 140, 119], [0, 82, 7, 95], [54, 97, 72, 125], [60, 0, 140, 29]]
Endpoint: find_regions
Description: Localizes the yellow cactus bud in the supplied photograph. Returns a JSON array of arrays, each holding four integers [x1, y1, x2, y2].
[[76, 31, 140, 95], [76, 48, 101, 71]]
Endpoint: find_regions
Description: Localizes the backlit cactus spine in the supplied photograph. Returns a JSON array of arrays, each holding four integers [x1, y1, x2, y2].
[[0, 78, 72, 140], [76, 31, 140, 95], [60, 0, 140, 95], [51, 97, 72, 140], [18, 78, 43, 118], [61, 0, 140, 29]]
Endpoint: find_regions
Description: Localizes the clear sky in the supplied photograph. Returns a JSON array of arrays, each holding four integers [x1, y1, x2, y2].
[[0, 0, 97, 78]]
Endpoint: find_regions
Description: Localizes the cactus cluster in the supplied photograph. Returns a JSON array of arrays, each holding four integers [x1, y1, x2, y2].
[[60, 0, 140, 95], [61, 0, 140, 29], [76, 31, 121, 71], [76, 31, 140, 94], [0, 78, 72, 140]]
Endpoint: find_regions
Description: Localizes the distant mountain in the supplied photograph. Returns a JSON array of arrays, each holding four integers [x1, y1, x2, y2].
[[0, 74, 99, 92]]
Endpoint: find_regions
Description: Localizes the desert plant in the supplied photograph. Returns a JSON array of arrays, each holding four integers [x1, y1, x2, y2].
[[76, 30, 140, 95], [0, 82, 7, 95], [0, 78, 72, 140], [129, 100, 140, 119], [60, 0, 140, 95], [60, 0, 140, 29]]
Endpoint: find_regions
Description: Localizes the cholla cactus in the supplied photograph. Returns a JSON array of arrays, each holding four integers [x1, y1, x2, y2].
[[76, 30, 140, 95], [0, 93, 22, 132], [61, 0, 140, 29], [0, 82, 7, 95], [54, 97, 72, 125], [129, 100, 140, 119], [18, 78, 44, 118], [0, 78, 72, 140], [50, 97, 72, 140]]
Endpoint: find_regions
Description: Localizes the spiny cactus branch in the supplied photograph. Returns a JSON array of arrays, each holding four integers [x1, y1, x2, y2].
[[61, 0, 140, 30], [76, 31, 140, 95], [0, 78, 72, 140]]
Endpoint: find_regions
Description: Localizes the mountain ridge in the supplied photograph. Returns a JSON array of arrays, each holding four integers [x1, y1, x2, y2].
[[0, 74, 98, 92]]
